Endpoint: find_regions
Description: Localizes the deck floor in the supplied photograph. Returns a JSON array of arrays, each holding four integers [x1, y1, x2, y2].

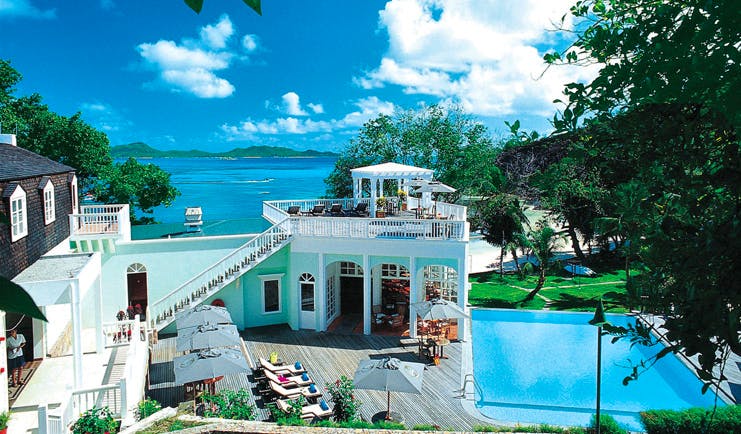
[[148, 326, 484, 430]]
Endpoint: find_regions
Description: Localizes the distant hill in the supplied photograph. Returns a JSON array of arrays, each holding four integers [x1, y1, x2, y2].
[[111, 142, 337, 159]]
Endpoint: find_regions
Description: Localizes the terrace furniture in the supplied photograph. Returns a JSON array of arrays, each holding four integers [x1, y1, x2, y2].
[[387, 313, 404, 328], [372, 305, 386, 329], [268, 380, 322, 401], [287, 206, 301, 216], [258, 357, 307, 375], [327, 203, 344, 216], [275, 398, 333, 420], [263, 369, 313, 387], [344, 202, 369, 217], [302, 204, 325, 216]]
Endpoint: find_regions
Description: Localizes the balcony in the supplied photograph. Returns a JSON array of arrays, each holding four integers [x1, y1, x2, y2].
[[263, 198, 468, 241], [69, 205, 131, 250]]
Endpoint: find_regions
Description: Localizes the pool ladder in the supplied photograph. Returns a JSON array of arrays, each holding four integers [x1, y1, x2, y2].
[[455, 373, 483, 400]]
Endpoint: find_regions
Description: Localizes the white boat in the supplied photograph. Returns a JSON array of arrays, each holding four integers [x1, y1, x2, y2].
[[184, 206, 203, 230]]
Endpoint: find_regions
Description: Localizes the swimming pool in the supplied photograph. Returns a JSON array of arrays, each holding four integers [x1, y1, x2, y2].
[[471, 309, 723, 431]]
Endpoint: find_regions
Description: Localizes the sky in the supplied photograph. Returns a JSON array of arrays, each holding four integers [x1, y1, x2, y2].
[[0, 0, 595, 152]]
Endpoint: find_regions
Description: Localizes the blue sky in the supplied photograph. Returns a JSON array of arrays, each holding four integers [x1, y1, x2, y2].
[[0, 0, 594, 152]]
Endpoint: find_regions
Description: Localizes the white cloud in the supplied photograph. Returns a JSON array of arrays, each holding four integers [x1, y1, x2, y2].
[[242, 34, 259, 52], [0, 0, 55, 19], [281, 92, 308, 116], [307, 103, 324, 114], [137, 15, 248, 98], [80, 102, 132, 133], [199, 15, 233, 49], [358, 0, 596, 118], [220, 97, 395, 140]]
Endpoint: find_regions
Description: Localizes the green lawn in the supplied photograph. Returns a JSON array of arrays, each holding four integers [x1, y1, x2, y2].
[[469, 266, 637, 313]]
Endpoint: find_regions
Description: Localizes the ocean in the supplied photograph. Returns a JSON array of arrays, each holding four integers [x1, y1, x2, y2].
[[127, 157, 337, 239]]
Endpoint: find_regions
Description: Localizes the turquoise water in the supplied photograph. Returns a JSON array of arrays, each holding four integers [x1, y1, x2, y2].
[[126, 157, 336, 238], [471, 309, 722, 431]]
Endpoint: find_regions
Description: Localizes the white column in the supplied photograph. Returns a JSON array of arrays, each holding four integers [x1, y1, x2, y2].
[[457, 257, 468, 341], [370, 177, 377, 216], [37, 404, 48, 434], [0, 312, 8, 412], [95, 275, 104, 354], [32, 314, 45, 359], [70, 280, 84, 388], [409, 256, 418, 338], [317, 254, 326, 331], [363, 255, 371, 335]]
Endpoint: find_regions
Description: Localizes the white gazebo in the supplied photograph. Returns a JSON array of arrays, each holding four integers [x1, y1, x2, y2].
[[350, 162, 434, 216]]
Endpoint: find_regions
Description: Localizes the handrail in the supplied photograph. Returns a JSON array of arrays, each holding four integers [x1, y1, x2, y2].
[[149, 219, 290, 328], [289, 216, 467, 241]]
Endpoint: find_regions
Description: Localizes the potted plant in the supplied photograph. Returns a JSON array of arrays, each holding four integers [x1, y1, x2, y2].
[[0, 411, 10, 434], [375, 197, 387, 218], [397, 189, 407, 211], [70, 407, 118, 434]]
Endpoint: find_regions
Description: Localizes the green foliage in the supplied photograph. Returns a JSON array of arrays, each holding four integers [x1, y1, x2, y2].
[[0, 411, 10, 430], [70, 407, 118, 434], [134, 417, 203, 434], [640, 406, 741, 434], [324, 105, 501, 201], [412, 424, 452, 431], [136, 398, 162, 421], [473, 423, 586, 433], [267, 396, 307, 426], [589, 414, 627, 434], [326, 375, 361, 422], [200, 389, 255, 420], [185, 0, 261, 15], [0, 276, 48, 321]]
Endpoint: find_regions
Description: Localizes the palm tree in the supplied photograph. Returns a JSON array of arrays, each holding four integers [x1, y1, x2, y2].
[[474, 194, 528, 277], [523, 219, 562, 301]]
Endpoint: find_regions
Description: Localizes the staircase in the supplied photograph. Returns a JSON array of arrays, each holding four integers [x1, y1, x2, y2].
[[149, 219, 291, 332]]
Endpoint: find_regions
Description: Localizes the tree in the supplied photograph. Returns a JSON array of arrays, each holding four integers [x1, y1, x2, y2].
[[472, 194, 528, 276], [94, 158, 180, 224], [184, 0, 261, 15], [325, 105, 501, 201], [522, 219, 562, 301]]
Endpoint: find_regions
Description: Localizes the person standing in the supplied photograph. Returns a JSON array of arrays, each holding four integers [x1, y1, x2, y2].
[[7, 328, 26, 387]]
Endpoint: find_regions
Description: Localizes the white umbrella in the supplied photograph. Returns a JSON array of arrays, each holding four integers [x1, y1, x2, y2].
[[176, 305, 233, 331], [413, 181, 456, 194], [353, 357, 425, 420], [173, 347, 248, 385], [410, 298, 469, 321], [176, 323, 241, 352]]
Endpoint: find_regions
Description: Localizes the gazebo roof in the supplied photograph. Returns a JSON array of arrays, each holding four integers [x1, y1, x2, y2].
[[351, 162, 433, 178]]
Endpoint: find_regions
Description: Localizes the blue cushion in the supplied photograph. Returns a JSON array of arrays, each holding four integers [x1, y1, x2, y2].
[[319, 399, 329, 411], [301, 372, 309, 381], [308, 383, 317, 393], [294, 361, 302, 369]]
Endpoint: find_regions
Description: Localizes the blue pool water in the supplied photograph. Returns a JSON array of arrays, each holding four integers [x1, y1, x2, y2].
[[471, 309, 722, 431]]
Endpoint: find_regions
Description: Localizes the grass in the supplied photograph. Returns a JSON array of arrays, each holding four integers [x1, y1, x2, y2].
[[469, 265, 638, 313]]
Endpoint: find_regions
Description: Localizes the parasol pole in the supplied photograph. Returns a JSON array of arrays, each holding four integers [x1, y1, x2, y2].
[[386, 391, 392, 420]]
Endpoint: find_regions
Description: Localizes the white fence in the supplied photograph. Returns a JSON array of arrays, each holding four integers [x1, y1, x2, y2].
[[39, 317, 149, 434], [69, 204, 131, 241]]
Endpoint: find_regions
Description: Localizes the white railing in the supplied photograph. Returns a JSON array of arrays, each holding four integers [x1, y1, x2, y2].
[[433, 201, 467, 220], [69, 204, 131, 240], [102, 319, 139, 347], [40, 317, 149, 434], [263, 198, 370, 221], [290, 216, 466, 240], [149, 221, 291, 330]]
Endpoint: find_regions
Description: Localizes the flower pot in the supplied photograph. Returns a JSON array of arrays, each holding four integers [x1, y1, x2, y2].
[[401, 203, 407, 211], [375, 211, 386, 218], [1, 427, 8, 434]]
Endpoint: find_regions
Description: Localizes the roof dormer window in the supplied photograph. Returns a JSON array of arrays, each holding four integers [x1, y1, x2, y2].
[[4, 184, 28, 242], [39, 177, 56, 225]]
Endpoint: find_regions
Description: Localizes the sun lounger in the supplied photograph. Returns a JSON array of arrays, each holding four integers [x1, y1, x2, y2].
[[327, 203, 344, 216], [269, 380, 322, 401], [301, 204, 325, 216], [344, 202, 369, 217], [263, 368, 313, 387], [258, 357, 307, 375], [287, 206, 301, 216], [276, 398, 333, 420]]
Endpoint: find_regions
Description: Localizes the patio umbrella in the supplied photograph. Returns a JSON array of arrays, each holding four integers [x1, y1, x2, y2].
[[175, 305, 233, 331], [413, 181, 456, 216], [176, 323, 241, 352], [173, 347, 248, 385], [410, 298, 469, 321], [353, 357, 425, 420]]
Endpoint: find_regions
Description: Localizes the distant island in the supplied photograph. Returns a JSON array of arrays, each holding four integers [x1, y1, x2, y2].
[[111, 142, 338, 159]]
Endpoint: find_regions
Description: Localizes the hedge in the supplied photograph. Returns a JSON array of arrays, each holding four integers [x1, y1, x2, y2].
[[640, 406, 741, 434]]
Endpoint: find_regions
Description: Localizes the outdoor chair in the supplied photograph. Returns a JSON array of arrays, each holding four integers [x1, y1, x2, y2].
[[387, 313, 404, 328], [302, 204, 325, 216], [287, 206, 301, 216], [263, 368, 313, 387], [327, 203, 344, 216], [372, 305, 386, 329], [258, 357, 307, 375], [269, 380, 322, 401], [276, 398, 332, 420], [344, 202, 369, 217]]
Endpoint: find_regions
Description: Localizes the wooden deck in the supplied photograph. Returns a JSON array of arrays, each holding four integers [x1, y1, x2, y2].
[[147, 326, 484, 430]]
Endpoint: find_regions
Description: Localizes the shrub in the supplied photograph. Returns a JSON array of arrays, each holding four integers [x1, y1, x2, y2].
[[473, 424, 587, 433], [640, 406, 741, 434], [0, 411, 10, 430], [326, 376, 361, 422], [589, 414, 627, 434], [200, 389, 255, 420], [413, 424, 441, 431], [267, 396, 307, 426], [136, 398, 162, 421], [70, 407, 119, 434]]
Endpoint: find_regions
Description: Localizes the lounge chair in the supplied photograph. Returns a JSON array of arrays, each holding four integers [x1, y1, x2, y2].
[[327, 203, 343, 216], [387, 313, 404, 328], [263, 368, 313, 387], [344, 202, 369, 217], [269, 380, 322, 401], [258, 357, 307, 375], [287, 206, 301, 216], [275, 398, 333, 420], [302, 204, 325, 216]]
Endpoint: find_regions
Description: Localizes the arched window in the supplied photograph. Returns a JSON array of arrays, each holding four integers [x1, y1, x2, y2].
[[127, 263, 147, 273], [6, 184, 27, 242], [39, 178, 55, 225], [299, 273, 315, 312], [423, 265, 458, 303]]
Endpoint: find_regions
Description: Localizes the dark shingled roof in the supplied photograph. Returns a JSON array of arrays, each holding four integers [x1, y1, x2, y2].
[[0, 144, 75, 181]]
